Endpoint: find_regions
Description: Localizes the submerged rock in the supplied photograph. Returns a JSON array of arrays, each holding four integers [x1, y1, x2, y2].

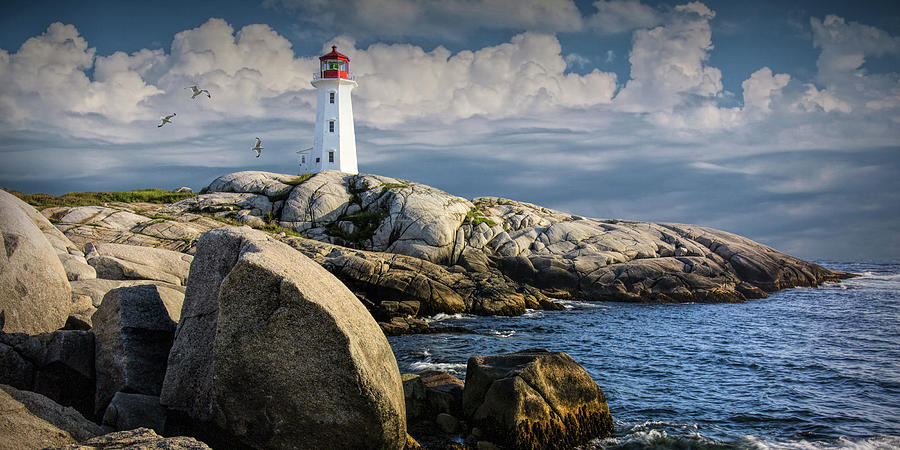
[[463, 349, 614, 450], [161, 226, 406, 449]]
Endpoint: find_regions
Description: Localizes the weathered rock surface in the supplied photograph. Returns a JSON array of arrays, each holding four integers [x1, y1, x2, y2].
[[0, 384, 102, 449], [279, 172, 472, 264], [0, 190, 72, 334], [161, 226, 406, 449], [204, 170, 296, 199], [93, 285, 179, 417], [463, 349, 614, 450], [34, 171, 852, 325], [59, 252, 97, 281], [224, 171, 851, 304], [46, 204, 221, 254], [57, 427, 211, 449], [86, 243, 193, 286], [71, 279, 185, 311]]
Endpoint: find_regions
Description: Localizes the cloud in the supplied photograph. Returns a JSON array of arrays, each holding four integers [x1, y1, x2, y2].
[[264, 0, 584, 39], [613, 3, 723, 114], [332, 33, 618, 127], [565, 53, 590, 69], [799, 15, 900, 117], [741, 67, 790, 113], [586, 0, 663, 34]]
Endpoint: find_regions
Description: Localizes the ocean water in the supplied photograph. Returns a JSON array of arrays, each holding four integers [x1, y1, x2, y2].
[[388, 262, 900, 449]]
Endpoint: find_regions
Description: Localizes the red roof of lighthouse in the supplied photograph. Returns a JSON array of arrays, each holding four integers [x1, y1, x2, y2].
[[319, 46, 349, 62]]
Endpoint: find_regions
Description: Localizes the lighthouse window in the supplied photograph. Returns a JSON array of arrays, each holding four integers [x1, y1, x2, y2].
[[329, 120, 335, 132], [329, 92, 335, 103], [316, 157, 320, 163], [301, 155, 306, 164], [329, 62, 339, 70], [328, 151, 335, 163]]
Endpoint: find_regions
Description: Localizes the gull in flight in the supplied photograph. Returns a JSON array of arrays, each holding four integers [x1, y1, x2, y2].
[[158, 113, 176, 127], [186, 85, 211, 99], [251, 137, 263, 158]]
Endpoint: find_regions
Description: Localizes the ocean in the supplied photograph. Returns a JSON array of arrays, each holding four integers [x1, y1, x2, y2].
[[388, 261, 900, 449]]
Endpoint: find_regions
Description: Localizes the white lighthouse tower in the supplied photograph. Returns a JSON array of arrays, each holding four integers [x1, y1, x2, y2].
[[298, 45, 358, 174]]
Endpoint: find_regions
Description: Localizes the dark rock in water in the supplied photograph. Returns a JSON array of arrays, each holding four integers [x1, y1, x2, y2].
[[93, 284, 178, 417], [0, 330, 95, 419], [0, 383, 102, 448], [102, 392, 167, 434], [380, 316, 431, 336], [463, 348, 614, 450], [160, 226, 406, 449], [58, 427, 211, 449]]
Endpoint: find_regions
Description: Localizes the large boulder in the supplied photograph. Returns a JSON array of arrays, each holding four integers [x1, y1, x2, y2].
[[0, 190, 72, 334], [280, 170, 355, 227], [462, 349, 614, 450], [93, 285, 179, 417], [204, 170, 296, 199], [0, 384, 102, 449], [161, 226, 406, 449], [58, 427, 211, 449], [86, 243, 193, 285]]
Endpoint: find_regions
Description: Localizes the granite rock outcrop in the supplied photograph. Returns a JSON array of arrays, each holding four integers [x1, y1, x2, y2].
[[161, 226, 407, 449]]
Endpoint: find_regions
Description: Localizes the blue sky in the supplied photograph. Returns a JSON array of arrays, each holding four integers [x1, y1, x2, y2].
[[1, 0, 899, 260]]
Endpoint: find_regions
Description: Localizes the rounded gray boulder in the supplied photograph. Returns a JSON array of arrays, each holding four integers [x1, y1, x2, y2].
[[161, 226, 406, 449]]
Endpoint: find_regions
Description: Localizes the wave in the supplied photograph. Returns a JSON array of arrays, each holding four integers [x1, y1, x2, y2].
[[741, 434, 900, 450], [556, 299, 611, 310], [590, 423, 900, 450], [409, 360, 466, 376], [426, 312, 475, 322], [487, 329, 516, 338]]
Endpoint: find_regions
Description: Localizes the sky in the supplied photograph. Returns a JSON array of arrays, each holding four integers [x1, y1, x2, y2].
[[1, 0, 899, 260]]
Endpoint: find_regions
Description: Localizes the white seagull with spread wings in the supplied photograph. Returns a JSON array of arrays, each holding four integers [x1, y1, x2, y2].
[[158, 113, 176, 127], [251, 137, 263, 158], [186, 85, 211, 99]]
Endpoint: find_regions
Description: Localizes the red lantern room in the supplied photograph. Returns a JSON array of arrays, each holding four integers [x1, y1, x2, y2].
[[319, 45, 350, 80]]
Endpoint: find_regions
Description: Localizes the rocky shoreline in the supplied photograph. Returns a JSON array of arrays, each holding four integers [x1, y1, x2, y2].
[[0, 172, 852, 448]]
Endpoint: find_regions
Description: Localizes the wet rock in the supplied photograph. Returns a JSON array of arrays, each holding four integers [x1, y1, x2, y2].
[[462, 349, 614, 450], [161, 226, 406, 449]]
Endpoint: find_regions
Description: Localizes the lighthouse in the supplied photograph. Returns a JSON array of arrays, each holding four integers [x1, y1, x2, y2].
[[298, 46, 358, 174]]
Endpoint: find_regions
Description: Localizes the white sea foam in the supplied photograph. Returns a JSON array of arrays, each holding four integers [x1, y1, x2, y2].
[[409, 360, 467, 375], [426, 312, 474, 323], [487, 329, 516, 338], [742, 434, 900, 450], [556, 299, 610, 310]]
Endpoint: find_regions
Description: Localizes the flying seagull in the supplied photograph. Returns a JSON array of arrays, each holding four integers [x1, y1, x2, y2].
[[186, 85, 211, 99], [251, 137, 263, 158], [158, 113, 176, 127]]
